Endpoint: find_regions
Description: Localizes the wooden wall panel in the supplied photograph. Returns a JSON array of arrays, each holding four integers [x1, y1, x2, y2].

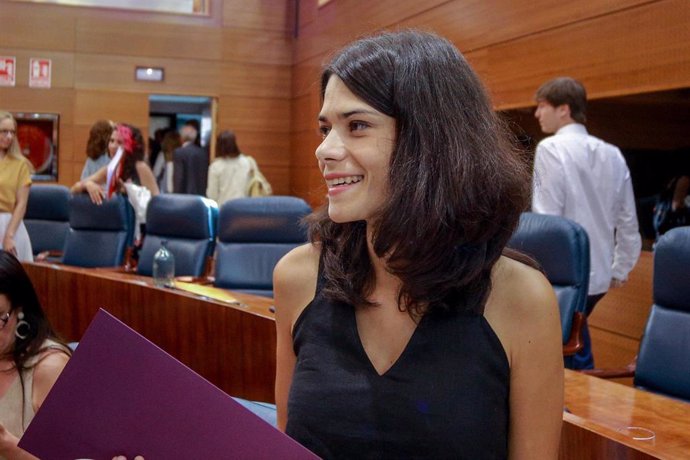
[[75, 19, 223, 61], [222, 0, 291, 32], [75, 53, 222, 94], [217, 96, 290, 132], [474, 0, 690, 109], [0, 4, 76, 51], [74, 90, 149, 127], [219, 62, 291, 98], [221, 29, 292, 65], [398, 0, 650, 53]]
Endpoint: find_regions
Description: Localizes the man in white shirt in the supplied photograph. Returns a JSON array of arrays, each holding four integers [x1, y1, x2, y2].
[[532, 77, 641, 369]]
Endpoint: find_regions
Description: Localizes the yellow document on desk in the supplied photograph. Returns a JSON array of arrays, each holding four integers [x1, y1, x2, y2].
[[174, 281, 240, 305]]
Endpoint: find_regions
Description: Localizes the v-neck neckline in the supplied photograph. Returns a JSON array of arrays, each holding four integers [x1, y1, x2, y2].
[[349, 305, 427, 377]]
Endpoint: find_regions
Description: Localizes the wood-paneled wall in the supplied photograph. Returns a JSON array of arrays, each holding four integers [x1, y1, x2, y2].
[[291, 0, 690, 208], [0, 0, 293, 192]]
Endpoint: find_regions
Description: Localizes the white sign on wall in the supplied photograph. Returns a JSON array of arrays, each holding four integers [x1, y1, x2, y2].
[[0, 56, 16, 87], [29, 58, 52, 89]]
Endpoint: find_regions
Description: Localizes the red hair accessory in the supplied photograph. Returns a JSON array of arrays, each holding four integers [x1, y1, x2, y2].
[[116, 124, 135, 154]]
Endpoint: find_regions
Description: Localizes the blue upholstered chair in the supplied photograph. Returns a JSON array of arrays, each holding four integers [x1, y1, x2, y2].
[[507, 212, 590, 364], [136, 194, 218, 278], [24, 184, 71, 259], [632, 227, 690, 401], [214, 196, 311, 297], [61, 194, 134, 268]]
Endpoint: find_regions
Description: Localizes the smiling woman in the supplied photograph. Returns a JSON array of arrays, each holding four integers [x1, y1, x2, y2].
[[273, 30, 564, 459]]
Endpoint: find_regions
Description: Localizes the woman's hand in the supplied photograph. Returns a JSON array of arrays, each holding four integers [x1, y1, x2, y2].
[[1, 234, 17, 257], [112, 456, 144, 460], [0, 422, 21, 458], [84, 180, 105, 205]]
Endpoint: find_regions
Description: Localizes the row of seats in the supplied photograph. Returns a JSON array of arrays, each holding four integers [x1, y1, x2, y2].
[[510, 212, 690, 402], [24, 185, 312, 297]]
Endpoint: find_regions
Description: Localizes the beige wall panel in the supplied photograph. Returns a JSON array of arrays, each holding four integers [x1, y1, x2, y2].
[[397, 0, 650, 53], [221, 29, 292, 66], [74, 53, 221, 95], [293, 0, 448, 64], [74, 90, 149, 127], [222, 0, 291, 32], [476, 0, 690, 109], [0, 49, 74, 88], [75, 19, 223, 61], [220, 62, 291, 99], [217, 96, 290, 133], [0, 3, 76, 51], [290, 166, 325, 208]]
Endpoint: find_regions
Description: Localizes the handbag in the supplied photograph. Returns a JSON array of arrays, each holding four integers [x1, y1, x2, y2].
[[246, 155, 273, 197]]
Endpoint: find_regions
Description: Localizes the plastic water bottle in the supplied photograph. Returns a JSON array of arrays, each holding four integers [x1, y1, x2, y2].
[[152, 240, 175, 288]]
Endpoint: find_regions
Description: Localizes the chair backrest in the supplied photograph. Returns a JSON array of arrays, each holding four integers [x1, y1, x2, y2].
[[507, 212, 590, 345], [634, 227, 690, 401], [62, 194, 134, 268], [24, 184, 71, 256], [137, 194, 218, 277], [214, 196, 311, 297]]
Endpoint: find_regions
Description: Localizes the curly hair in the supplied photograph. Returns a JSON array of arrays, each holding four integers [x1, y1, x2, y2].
[[309, 30, 532, 316], [86, 120, 114, 160]]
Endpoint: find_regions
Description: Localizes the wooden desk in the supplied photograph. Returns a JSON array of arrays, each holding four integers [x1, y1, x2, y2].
[[23, 262, 277, 403], [561, 369, 690, 459]]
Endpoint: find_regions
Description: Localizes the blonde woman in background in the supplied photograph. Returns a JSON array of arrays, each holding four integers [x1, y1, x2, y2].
[[0, 112, 33, 262], [206, 130, 252, 206]]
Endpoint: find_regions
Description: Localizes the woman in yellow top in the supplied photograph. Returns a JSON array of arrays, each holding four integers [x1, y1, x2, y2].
[[0, 112, 33, 262]]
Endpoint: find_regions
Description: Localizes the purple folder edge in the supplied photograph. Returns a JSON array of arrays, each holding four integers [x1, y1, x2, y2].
[[19, 308, 319, 460]]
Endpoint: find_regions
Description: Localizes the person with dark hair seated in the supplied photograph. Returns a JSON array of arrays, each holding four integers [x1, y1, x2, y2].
[[0, 250, 71, 459], [273, 30, 563, 459]]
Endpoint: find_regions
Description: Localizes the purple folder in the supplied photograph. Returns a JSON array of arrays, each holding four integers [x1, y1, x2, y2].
[[19, 309, 318, 460]]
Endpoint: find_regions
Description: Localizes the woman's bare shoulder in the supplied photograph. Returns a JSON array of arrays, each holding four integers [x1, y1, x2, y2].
[[273, 243, 321, 325], [485, 256, 560, 362]]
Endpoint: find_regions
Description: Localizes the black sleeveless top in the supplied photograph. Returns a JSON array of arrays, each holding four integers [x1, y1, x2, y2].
[[286, 275, 510, 459]]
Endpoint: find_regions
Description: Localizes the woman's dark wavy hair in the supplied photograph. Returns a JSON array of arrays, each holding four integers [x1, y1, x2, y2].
[[0, 250, 71, 368], [119, 123, 146, 183], [309, 30, 533, 316], [216, 130, 241, 158], [86, 120, 114, 160]]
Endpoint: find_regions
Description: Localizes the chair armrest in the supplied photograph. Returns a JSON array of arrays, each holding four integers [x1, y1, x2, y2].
[[35, 250, 63, 262], [580, 358, 637, 379], [562, 311, 586, 356]]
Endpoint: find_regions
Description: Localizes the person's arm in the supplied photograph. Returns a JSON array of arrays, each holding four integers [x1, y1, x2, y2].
[[0, 350, 68, 460], [135, 161, 160, 196], [172, 150, 184, 193], [531, 143, 566, 215], [486, 258, 564, 460], [672, 175, 689, 210], [273, 243, 320, 432], [71, 166, 107, 204], [611, 169, 641, 284], [206, 162, 219, 202], [2, 182, 30, 257]]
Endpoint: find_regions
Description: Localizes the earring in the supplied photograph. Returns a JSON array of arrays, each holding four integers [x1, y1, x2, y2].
[[15, 311, 30, 340]]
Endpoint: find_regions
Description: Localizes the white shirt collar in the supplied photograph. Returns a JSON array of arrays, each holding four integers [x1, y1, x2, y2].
[[556, 123, 588, 136]]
